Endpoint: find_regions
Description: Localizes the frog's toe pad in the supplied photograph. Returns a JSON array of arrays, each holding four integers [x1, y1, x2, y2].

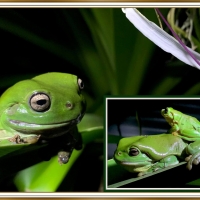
[[193, 157, 200, 165], [185, 155, 192, 162], [186, 162, 193, 170]]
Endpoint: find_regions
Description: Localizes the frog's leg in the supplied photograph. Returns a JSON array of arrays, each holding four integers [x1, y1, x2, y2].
[[175, 128, 200, 141], [177, 135, 200, 142], [138, 155, 179, 176], [57, 127, 83, 165], [171, 128, 200, 141], [185, 140, 200, 170]]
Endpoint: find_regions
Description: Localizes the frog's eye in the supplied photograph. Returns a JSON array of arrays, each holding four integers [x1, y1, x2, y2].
[[29, 93, 50, 112], [164, 108, 168, 114], [78, 78, 84, 90], [129, 148, 139, 156]]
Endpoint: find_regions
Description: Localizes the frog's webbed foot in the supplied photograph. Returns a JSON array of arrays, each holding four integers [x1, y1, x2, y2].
[[185, 152, 200, 170], [8, 134, 40, 144], [137, 156, 179, 177]]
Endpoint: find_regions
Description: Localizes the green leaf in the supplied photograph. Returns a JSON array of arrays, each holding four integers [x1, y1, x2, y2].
[[187, 178, 200, 186], [14, 113, 103, 192], [14, 149, 84, 192]]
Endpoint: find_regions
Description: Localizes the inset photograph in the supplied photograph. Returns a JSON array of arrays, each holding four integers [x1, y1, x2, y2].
[[105, 97, 200, 191]]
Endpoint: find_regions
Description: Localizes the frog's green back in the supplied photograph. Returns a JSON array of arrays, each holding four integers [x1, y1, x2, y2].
[[116, 135, 144, 150], [133, 134, 187, 159], [118, 134, 187, 161]]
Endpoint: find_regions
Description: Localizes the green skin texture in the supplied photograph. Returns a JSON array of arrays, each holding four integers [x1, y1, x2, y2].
[[0, 72, 86, 163], [114, 134, 200, 176], [161, 107, 200, 141]]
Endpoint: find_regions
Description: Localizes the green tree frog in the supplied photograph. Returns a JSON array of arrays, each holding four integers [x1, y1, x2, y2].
[[114, 134, 200, 176], [0, 72, 86, 164], [161, 107, 200, 141]]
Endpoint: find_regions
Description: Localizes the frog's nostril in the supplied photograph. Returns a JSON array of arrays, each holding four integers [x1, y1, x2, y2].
[[66, 101, 73, 109]]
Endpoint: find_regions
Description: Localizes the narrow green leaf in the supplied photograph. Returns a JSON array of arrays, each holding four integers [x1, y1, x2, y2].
[[184, 82, 200, 95], [14, 113, 103, 192], [193, 9, 200, 44], [151, 76, 182, 95], [14, 148, 83, 192], [187, 178, 200, 186], [108, 135, 121, 143], [80, 9, 118, 95]]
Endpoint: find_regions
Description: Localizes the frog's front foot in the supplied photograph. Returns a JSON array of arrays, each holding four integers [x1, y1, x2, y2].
[[9, 134, 22, 144], [137, 166, 161, 177], [138, 171, 148, 177], [8, 134, 40, 144], [185, 153, 200, 170], [58, 151, 71, 165], [137, 155, 179, 177]]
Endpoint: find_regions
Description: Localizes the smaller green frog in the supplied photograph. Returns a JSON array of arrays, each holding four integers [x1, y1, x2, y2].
[[161, 107, 200, 141], [114, 134, 200, 176]]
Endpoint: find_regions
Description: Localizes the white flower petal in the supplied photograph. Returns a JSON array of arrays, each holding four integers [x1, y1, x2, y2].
[[122, 8, 200, 69]]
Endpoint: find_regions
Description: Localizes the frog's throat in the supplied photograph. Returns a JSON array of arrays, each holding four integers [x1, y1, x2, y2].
[[116, 160, 153, 172], [162, 113, 174, 125], [134, 164, 153, 172], [7, 113, 83, 137]]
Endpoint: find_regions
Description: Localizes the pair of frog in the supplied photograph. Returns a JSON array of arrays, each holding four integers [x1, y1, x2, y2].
[[114, 107, 200, 176], [0, 72, 86, 164]]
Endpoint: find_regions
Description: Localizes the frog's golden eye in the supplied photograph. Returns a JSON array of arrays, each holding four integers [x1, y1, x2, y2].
[[78, 78, 84, 90], [129, 148, 139, 156], [29, 93, 50, 112], [164, 107, 168, 114]]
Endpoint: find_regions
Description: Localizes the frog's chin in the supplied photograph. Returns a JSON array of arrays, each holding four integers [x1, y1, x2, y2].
[[7, 113, 84, 138], [115, 160, 153, 173]]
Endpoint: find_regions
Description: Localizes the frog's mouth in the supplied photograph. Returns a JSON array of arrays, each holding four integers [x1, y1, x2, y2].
[[8, 113, 84, 138]]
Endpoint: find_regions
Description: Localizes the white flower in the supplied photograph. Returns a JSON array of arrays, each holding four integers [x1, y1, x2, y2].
[[122, 8, 200, 70]]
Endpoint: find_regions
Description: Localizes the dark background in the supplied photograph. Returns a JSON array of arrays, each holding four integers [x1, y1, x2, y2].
[[1, 8, 200, 191]]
